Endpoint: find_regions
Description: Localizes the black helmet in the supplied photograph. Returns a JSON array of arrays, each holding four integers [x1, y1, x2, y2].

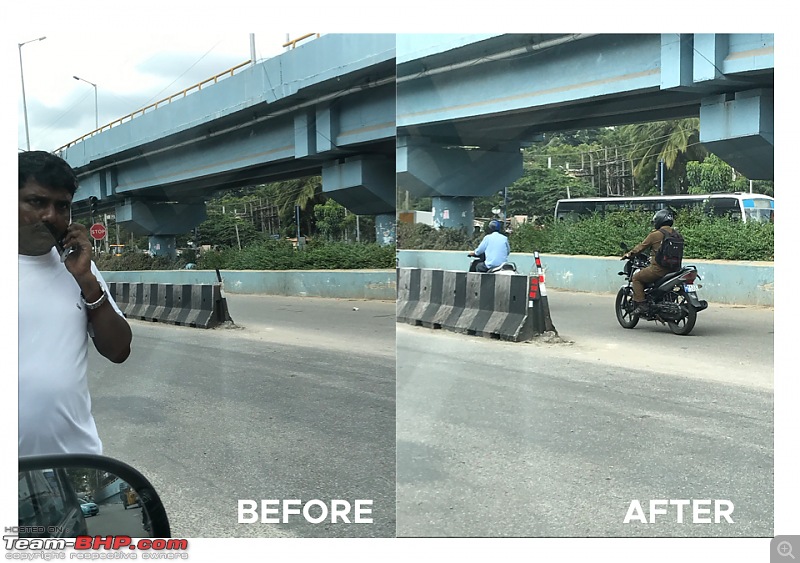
[[487, 219, 502, 233], [653, 209, 674, 229]]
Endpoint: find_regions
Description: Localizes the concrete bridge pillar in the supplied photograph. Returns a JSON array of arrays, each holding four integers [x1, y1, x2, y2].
[[700, 88, 774, 180], [116, 200, 207, 258], [321, 155, 396, 244], [148, 236, 177, 258], [396, 136, 522, 231], [432, 196, 474, 231], [375, 214, 397, 246]]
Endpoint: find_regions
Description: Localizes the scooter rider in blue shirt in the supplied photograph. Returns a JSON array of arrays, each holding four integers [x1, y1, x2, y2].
[[468, 219, 510, 272]]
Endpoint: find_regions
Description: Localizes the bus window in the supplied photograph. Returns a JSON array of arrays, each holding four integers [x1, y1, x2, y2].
[[742, 197, 775, 222], [555, 200, 585, 220], [555, 193, 773, 223], [706, 197, 740, 219]]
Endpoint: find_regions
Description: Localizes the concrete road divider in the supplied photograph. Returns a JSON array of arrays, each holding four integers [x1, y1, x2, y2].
[[101, 270, 396, 300], [396, 268, 421, 324], [431, 270, 467, 330], [396, 268, 557, 341], [125, 283, 155, 319], [406, 269, 446, 327], [107, 282, 231, 329], [397, 250, 773, 307]]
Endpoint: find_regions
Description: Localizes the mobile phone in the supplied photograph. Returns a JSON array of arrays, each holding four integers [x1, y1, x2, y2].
[[56, 233, 72, 263], [44, 208, 75, 263], [44, 223, 71, 262]]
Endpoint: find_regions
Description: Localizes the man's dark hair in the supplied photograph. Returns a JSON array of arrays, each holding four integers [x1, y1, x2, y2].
[[18, 151, 79, 195]]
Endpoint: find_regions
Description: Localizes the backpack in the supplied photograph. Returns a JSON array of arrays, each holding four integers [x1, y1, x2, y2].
[[655, 228, 684, 270]]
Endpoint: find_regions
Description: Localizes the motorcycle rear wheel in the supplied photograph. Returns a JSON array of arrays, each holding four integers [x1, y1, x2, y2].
[[666, 292, 697, 335], [615, 287, 639, 329]]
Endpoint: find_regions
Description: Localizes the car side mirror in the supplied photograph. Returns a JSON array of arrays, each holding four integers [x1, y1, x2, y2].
[[18, 454, 170, 538]]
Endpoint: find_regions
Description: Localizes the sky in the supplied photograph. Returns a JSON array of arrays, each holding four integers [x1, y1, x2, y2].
[[16, 32, 308, 152]]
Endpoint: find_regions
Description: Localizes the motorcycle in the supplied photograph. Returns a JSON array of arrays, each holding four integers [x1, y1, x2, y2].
[[18, 454, 171, 538], [467, 253, 518, 275], [615, 243, 708, 335]]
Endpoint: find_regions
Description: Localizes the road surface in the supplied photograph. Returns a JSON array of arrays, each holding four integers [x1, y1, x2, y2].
[[89, 294, 395, 538], [396, 289, 773, 537]]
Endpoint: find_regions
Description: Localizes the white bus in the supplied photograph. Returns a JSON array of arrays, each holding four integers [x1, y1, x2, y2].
[[554, 192, 774, 223]]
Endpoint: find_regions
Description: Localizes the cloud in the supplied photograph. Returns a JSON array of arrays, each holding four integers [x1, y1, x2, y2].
[[17, 32, 299, 150]]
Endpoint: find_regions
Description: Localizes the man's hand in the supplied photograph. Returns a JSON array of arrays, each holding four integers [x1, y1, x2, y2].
[[62, 223, 94, 280], [60, 223, 133, 363]]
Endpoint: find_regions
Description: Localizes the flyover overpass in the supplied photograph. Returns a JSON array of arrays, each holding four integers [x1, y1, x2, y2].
[[58, 34, 396, 254], [396, 33, 774, 229]]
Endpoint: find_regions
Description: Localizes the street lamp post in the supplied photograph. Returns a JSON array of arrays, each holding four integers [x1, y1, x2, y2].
[[18, 36, 46, 151], [73, 75, 98, 131]]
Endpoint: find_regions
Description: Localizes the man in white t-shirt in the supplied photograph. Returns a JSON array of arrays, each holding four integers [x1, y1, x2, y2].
[[19, 151, 132, 457]]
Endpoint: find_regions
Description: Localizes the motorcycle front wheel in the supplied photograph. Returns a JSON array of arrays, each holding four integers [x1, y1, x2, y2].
[[666, 292, 697, 336], [615, 287, 639, 329]]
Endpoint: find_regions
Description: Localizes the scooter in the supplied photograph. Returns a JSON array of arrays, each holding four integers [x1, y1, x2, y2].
[[18, 454, 171, 538], [467, 253, 518, 275], [616, 243, 708, 335]]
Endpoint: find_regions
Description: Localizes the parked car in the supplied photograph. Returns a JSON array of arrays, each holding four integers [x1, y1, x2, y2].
[[79, 497, 99, 517]]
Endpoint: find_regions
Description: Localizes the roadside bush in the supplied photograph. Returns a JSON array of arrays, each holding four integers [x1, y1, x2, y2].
[[396, 222, 480, 250], [194, 239, 394, 270], [511, 212, 654, 257], [509, 211, 773, 260], [299, 241, 395, 269], [681, 216, 774, 260], [399, 211, 774, 261], [93, 251, 190, 271], [92, 240, 394, 271], [206, 239, 299, 270]]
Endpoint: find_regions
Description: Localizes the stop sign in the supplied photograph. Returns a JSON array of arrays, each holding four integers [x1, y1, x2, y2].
[[90, 223, 107, 241]]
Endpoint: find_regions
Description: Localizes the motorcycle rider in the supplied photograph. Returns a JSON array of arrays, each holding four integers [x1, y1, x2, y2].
[[622, 208, 677, 315], [468, 219, 510, 272]]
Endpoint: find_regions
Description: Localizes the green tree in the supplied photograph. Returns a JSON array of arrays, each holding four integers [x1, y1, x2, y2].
[[473, 166, 596, 222], [542, 129, 609, 147], [748, 180, 774, 197], [196, 212, 260, 248], [509, 167, 596, 220], [619, 118, 705, 194], [685, 153, 738, 194], [263, 177, 325, 237], [314, 198, 348, 241], [686, 154, 774, 196]]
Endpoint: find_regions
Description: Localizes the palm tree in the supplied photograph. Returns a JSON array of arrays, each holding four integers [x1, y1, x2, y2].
[[621, 119, 706, 193], [266, 176, 325, 237], [270, 177, 322, 213]]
